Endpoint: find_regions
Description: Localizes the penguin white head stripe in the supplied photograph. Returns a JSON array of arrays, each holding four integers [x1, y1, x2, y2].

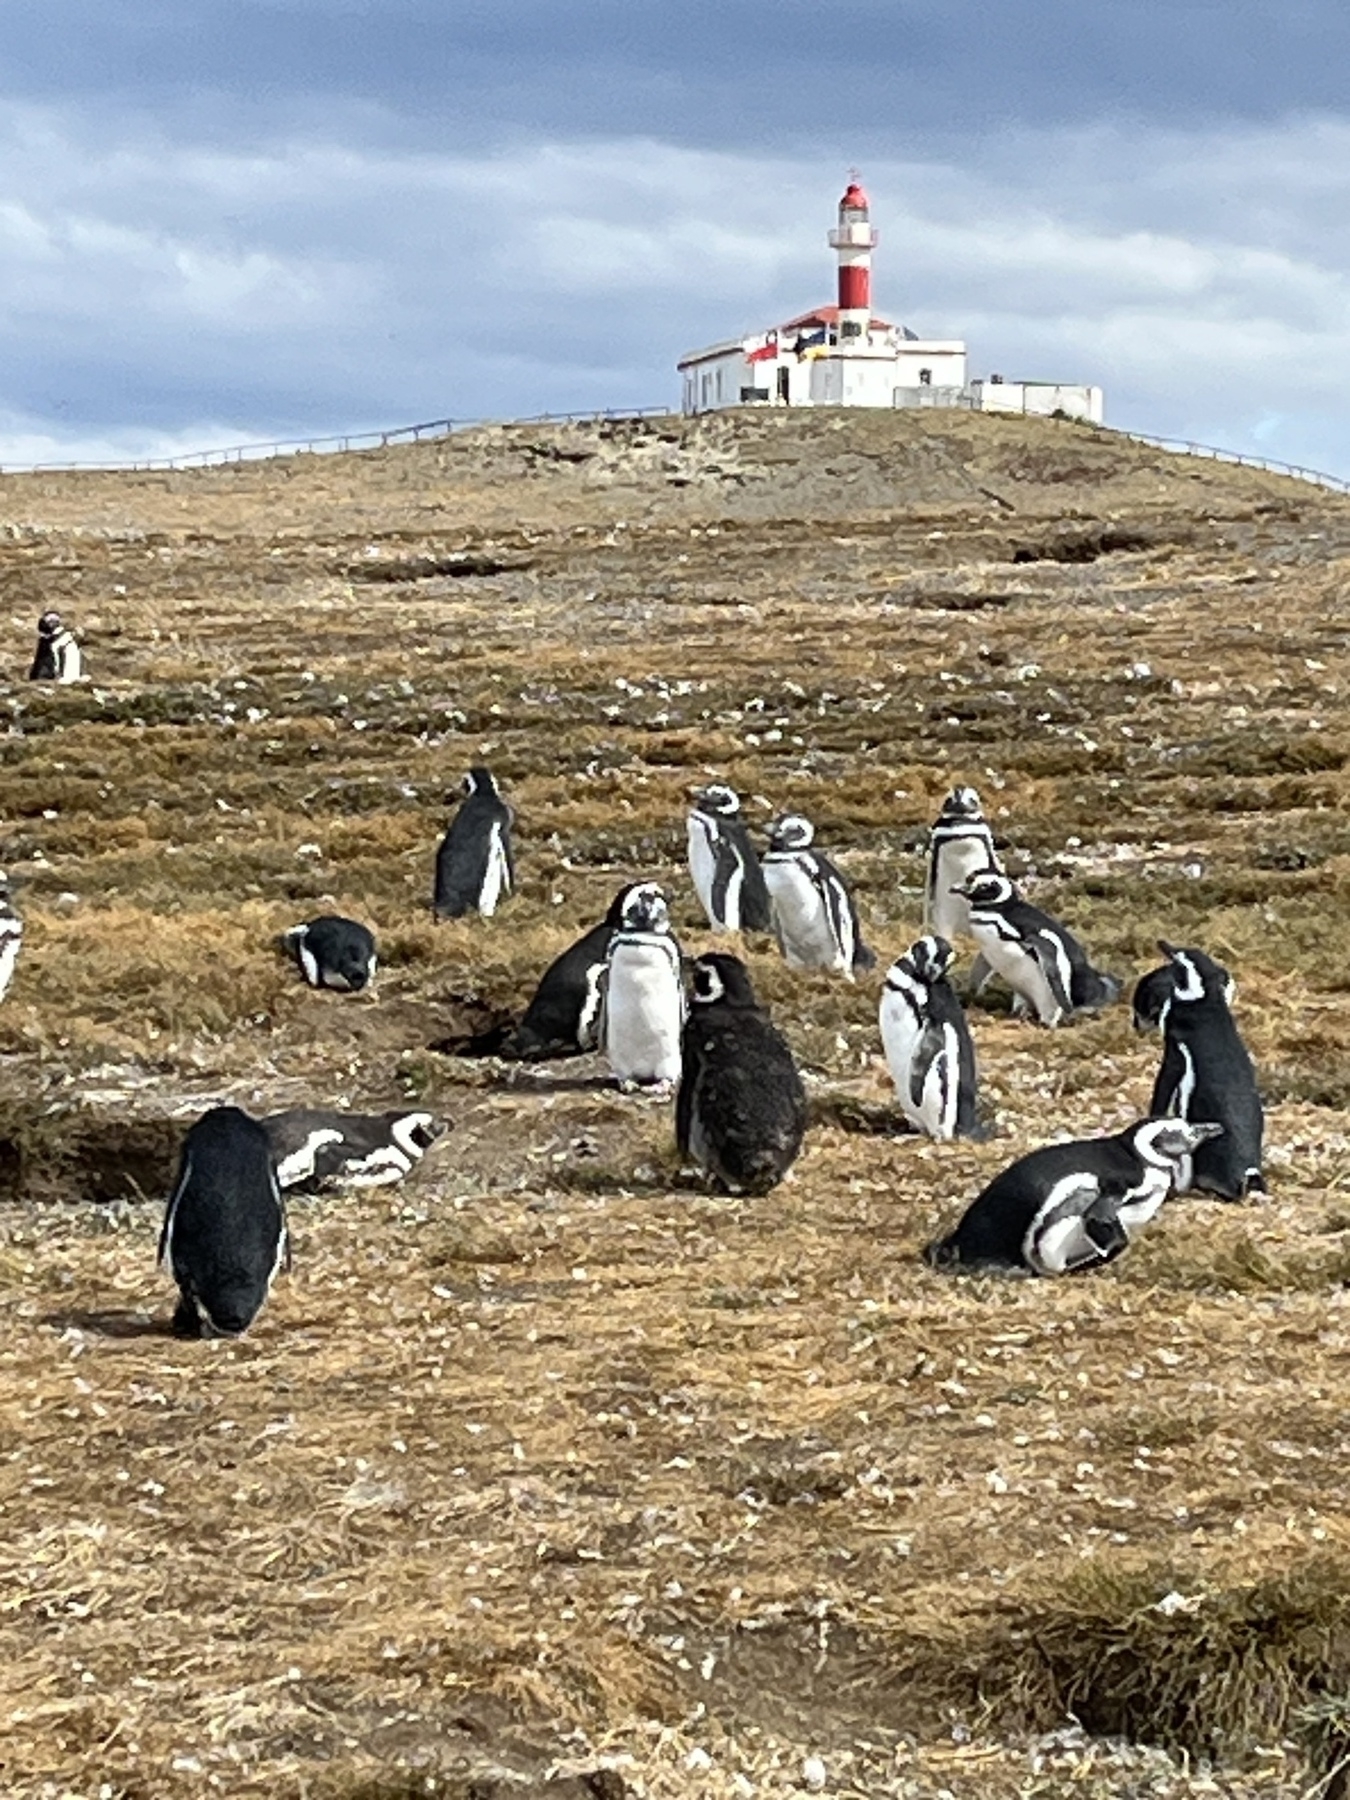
[[906, 934, 956, 981], [958, 871, 1014, 906], [943, 785, 985, 820], [38, 609, 64, 635], [620, 884, 669, 933], [690, 951, 759, 1008], [1158, 940, 1206, 1003], [693, 783, 740, 816], [461, 766, 499, 798], [1138, 1118, 1224, 1166], [768, 814, 814, 852]]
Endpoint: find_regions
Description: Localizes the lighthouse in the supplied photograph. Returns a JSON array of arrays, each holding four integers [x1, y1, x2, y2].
[[828, 180, 877, 341], [676, 176, 1102, 421]]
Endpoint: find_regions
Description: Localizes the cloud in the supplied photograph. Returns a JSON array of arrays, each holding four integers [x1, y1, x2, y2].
[[0, 104, 1347, 476]]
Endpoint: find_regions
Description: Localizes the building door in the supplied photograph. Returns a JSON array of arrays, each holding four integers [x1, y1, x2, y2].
[[777, 366, 791, 405]]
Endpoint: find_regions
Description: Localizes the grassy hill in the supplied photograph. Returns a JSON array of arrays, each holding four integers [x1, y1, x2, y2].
[[3, 409, 1350, 1798]]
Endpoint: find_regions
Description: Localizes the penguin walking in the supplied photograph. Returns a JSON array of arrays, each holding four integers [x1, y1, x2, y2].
[[924, 785, 1003, 945], [602, 884, 684, 1088], [29, 611, 81, 683], [686, 784, 771, 934], [762, 814, 874, 977], [956, 871, 1120, 1026], [0, 875, 23, 1001], [434, 768, 514, 919], [263, 1107, 445, 1191], [158, 1106, 289, 1337], [677, 952, 807, 1194], [286, 915, 377, 992], [879, 936, 981, 1140], [925, 1118, 1223, 1275], [1149, 941, 1264, 1200]]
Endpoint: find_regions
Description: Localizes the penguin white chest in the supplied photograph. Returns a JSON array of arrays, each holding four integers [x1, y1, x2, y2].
[[929, 837, 995, 940], [880, 987, 956, 1138], [478, 823, 511, 917], [765, 859, 845, 971], [969, 920, 1063, 1025], [687, 817, 718, 916], [605, 942, 682, 1083]]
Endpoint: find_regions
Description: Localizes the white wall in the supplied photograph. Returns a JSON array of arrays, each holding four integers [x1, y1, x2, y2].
[[970, 380, 1104, 423]]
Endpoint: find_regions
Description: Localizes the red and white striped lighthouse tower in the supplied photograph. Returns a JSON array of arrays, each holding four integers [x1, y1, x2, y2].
[[828, 177, 878, 342]]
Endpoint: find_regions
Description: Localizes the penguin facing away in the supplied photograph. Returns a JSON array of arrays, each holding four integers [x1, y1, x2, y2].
[[0, 875, 23, 1001], [286, 915, 377, 992], [686, 783, 772, 934], [957, 870, 1120, 1026], [434, 767, 514, 919], [763, 814, 875, 977], [507, 882, 643, 1060], [924, 785, 1003, 946], [29, 611, 81, 683], [159, 1106, 289, 1337], [676, 952, 807, 1194], [263, 1108, 445, 1191], [925, 1117, 1223, 1276], [1150, 940, 1264, 1200], [879, 935, 982, 1141], [1132, 955, 1236, 1033], [602, 883, 684, 1087]]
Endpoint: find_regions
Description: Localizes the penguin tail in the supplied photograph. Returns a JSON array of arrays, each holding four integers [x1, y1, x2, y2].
[[1245, 1169, 1268, 1197], [923, 1235, 960, 1271], [852, 941, 878, 974], [1076, 969, 1122, 1013]]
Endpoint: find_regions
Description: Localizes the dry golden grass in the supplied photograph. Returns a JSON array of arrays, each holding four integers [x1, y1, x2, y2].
[[2, 409, 1350, 1797]]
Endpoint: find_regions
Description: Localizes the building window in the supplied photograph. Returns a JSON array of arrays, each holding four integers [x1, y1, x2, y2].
[[919, 368, 932, 386]]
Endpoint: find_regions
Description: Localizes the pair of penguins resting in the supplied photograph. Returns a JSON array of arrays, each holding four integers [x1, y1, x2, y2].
[[160, 784, 1264, 1337]]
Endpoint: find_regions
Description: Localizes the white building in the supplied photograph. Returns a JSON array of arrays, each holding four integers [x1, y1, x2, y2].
[[678, 181, 1103, 424]]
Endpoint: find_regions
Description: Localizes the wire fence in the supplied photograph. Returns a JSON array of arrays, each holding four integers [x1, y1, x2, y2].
[[3, 402, 1349, 497]]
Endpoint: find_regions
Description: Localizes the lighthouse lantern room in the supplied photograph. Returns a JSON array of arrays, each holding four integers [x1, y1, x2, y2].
[[677, 179, 1102, 423]]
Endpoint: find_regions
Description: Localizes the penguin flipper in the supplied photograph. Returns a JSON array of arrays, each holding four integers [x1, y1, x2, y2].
[[1027, 931, 1075, 1016], [908, 1021, 946, 1113], [1149, 1038, 1187, 1118]]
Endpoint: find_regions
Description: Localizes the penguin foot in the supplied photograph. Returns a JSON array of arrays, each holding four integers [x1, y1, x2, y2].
[[170, 1296, 203, 1339]]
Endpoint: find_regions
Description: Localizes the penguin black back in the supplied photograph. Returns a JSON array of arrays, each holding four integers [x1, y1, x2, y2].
[[506, 882, 643, 1059], [159, 1107, 288, 1337], [1151, 941, 1264, 1199], [286, 915, 377, 991], [676, 952, 806, 1194], [434, 767, 514, 919]]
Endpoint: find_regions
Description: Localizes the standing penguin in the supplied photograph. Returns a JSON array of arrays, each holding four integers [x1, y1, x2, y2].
[[686, 784, 771, 934], [879, 935, 981, 1140], [957, 871, 1120, 1026], [1150, 941, 1264, 1200], [29, 611, 81, 683], [924, 786, 1003, 945], [762, 814, 874, 977], [158, 1106, 289, 1337], [925, 1118, 1223, 1275], [1132, 954, 1236, 1033], [434, 768, 514, 919], [285, 915, 377, 992], [677, 952, 807, 1194], [506, 882, 647, 1059], [602, 884, 684, 1088], [0, 875, 23, 1001]]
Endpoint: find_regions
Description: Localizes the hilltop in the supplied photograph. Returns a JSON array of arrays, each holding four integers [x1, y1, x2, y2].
[[3, 409, 1350, 1799]]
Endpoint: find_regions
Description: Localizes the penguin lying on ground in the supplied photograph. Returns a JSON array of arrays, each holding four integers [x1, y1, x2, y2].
[[956, 871, 1120, 1025], [1149, 940, 1264, 1199], [434, 767, 514, 919], [602, 883, 684, 1088], [925, 1118, 1223, 1275], [0, 875, 23, 1002], [687, 783, 772, 934], [677, 952, 807, 1194], [763, 814, 875, 977], [263, 1107, 445, 1191], [29, 610, 81, 682], [286, 915, 377, 992], [159, 1107, 289, 1337], [879, 935, 983, 1141], [496, 882, 650, 1060], [925, 785, 1003, 945]]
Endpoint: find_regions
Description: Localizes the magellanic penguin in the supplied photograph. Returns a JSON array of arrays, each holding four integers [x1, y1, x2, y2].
[[686, 783, 772, 934], [602, 883, 684, 1088], [263, 1107, 445, 1191], [1150, 941, 1264, 1200], [0, 875, 23, 1001], [29, 610, 81, 683], [286, 915, 377, 992], [1132, 954, 1236, 1033], [433, 767, 514, 919], [677, 952, 807, 1194], [159, 1106, 289, 1337], [506, 882, 646, 1059], [762, 814, 875, 978], [879, 936, 982, 1141], [957, 871, 1120, 1026], [925, 1118, 1223, 1276], [924, 786, 1003, 945]]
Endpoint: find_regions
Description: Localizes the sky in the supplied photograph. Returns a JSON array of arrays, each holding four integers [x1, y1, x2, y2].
[[1, 1, 1348, 474]]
